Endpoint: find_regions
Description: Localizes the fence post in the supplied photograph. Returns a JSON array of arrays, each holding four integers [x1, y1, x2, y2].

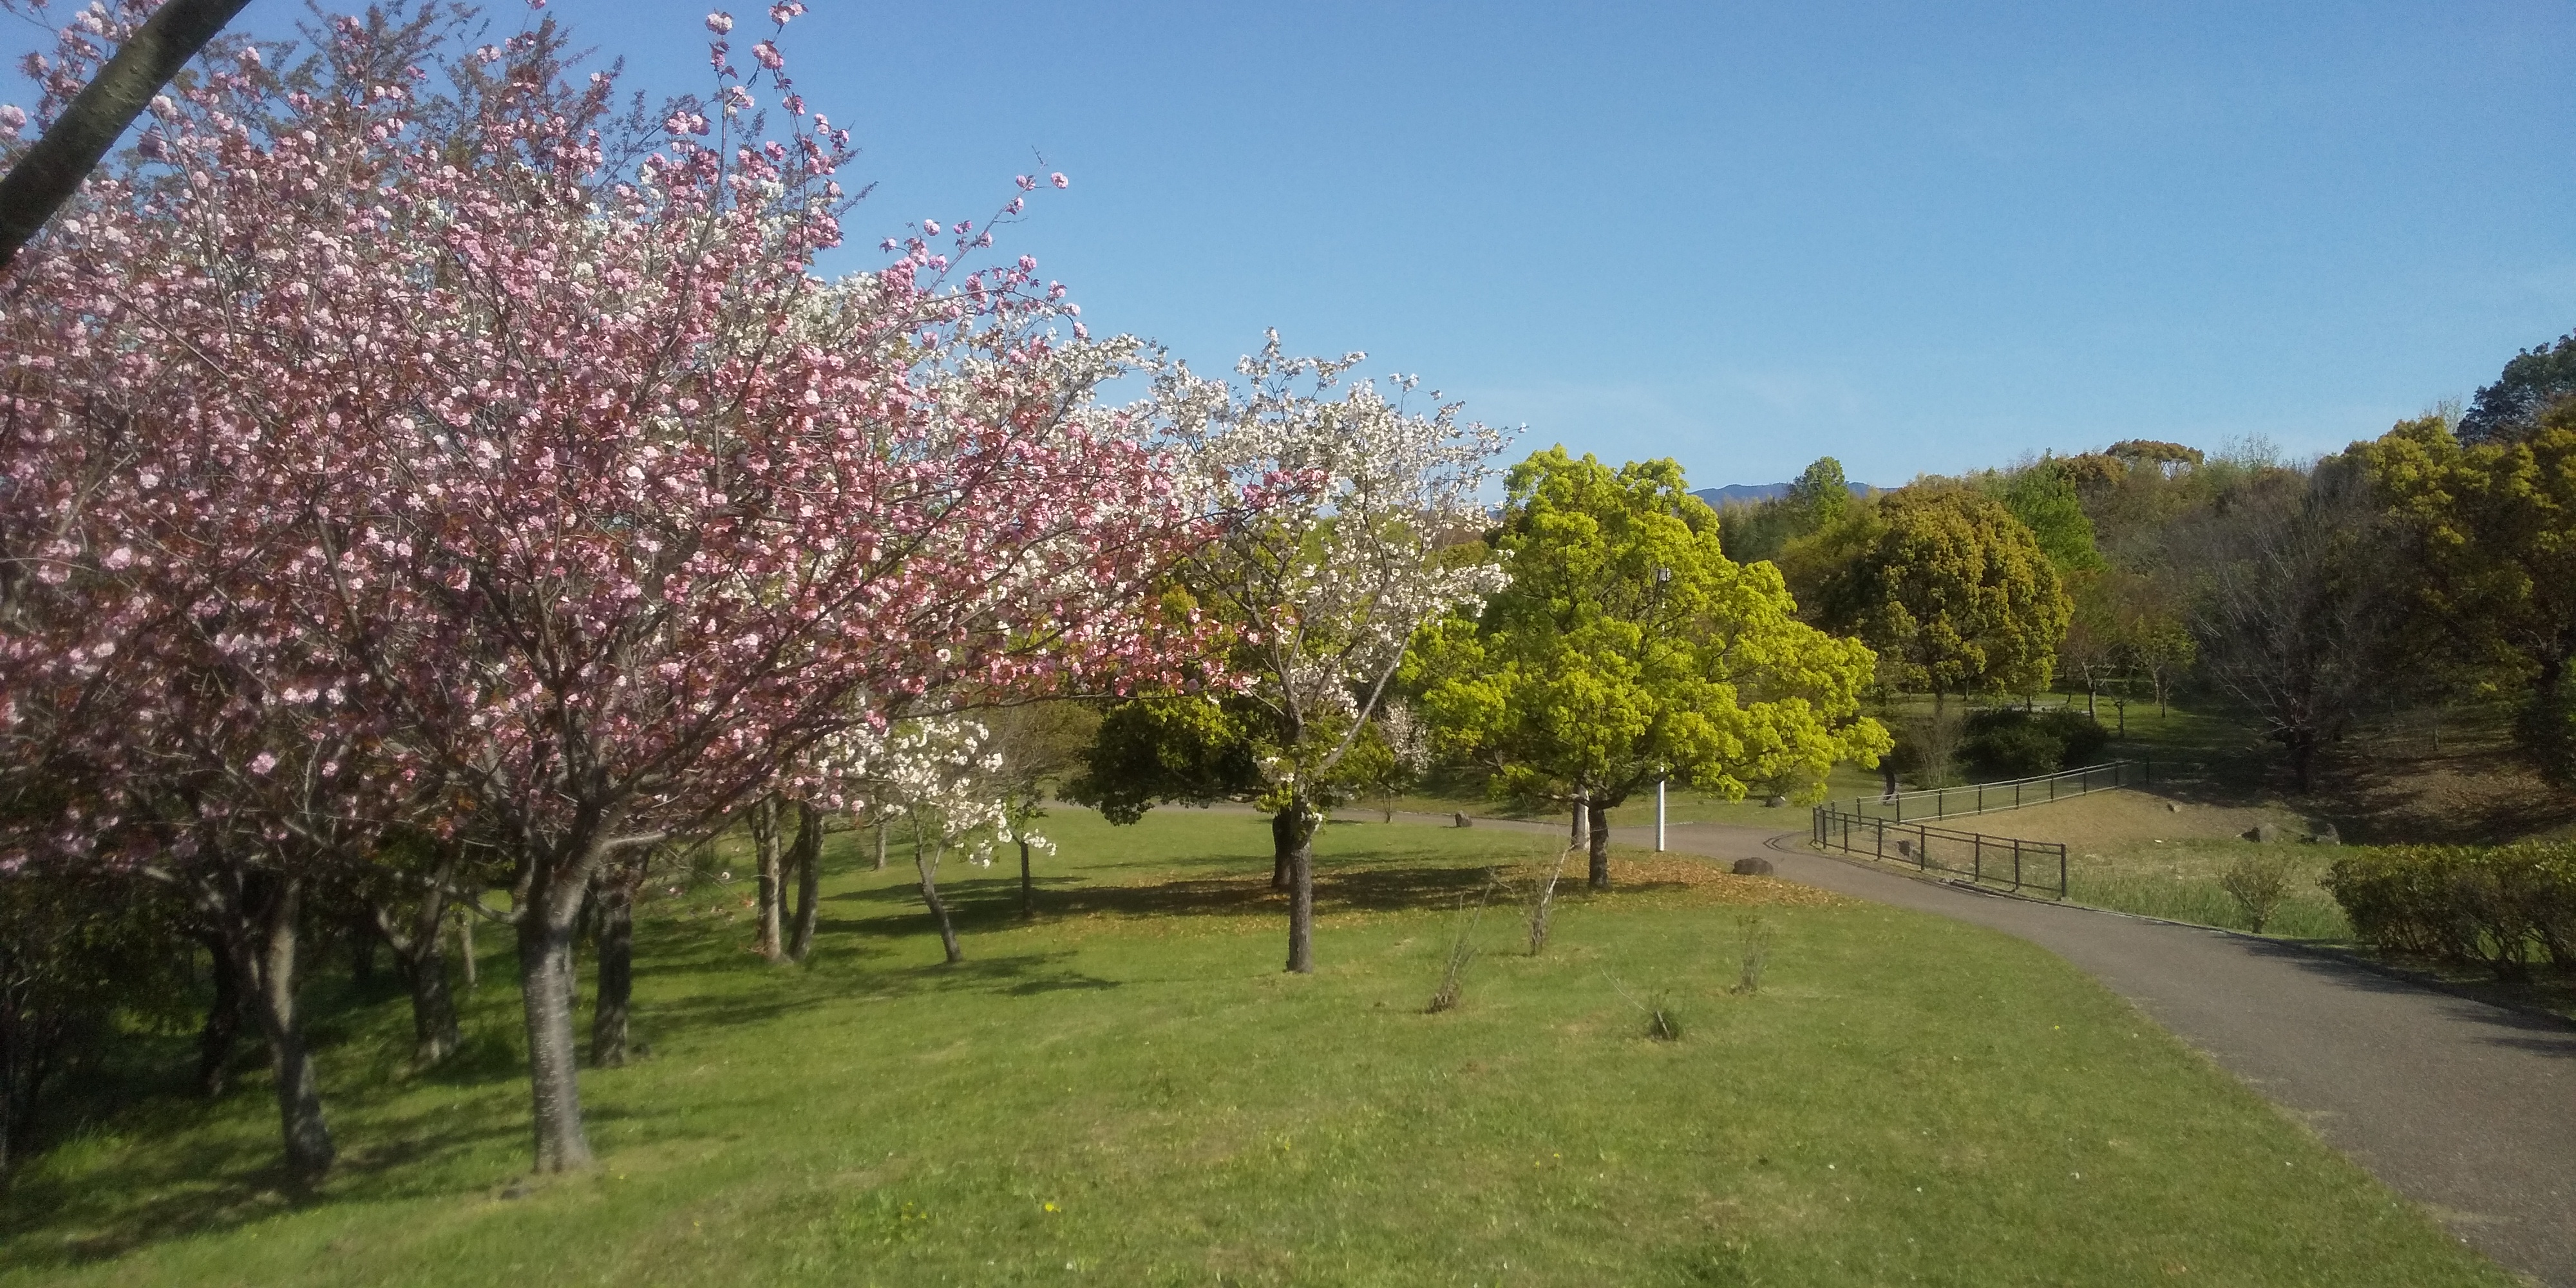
[[1972, 833, 1981, 883], [2057, 844, 2067, 898], [2012, 837, 2022, 890]]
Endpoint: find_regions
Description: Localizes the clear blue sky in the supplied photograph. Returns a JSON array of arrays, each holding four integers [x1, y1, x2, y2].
[[15, 1, 2576, 487]]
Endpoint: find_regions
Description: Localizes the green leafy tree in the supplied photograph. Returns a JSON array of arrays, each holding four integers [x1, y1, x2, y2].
[[2003, 460, 2107, 574], [1411, 449, 1889, 890], [2365, 408, 2576, 785], [2458, 328, 2576, 446], [1716, 455, 1854, 564], [1815, 486, 2072, 717]]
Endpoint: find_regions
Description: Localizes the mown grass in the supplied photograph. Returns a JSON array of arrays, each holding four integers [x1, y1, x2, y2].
[[0, 811, 2510, 1287]]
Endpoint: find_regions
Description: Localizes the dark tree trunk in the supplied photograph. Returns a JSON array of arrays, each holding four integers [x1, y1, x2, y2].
[[589, 868, 636, 1068], [913, 829, 963, 965], [193, 930, 243, 1099], [750, 796, 784, 962], [1282, 796, 1319, 974], [348, 920, 379, 987], [1271, 808, 1296, 891], [513, 829, 612, 1173], [1587, 800, 1612, 891], [1018, 837, 1035, 919], [786, 804, 822, 961], [0, 0, 252, 270], [402, 941, 457, 1067], [207, 871, 334, 1184], [371, 854, 460, 1066], [2289, 735, 2318, 795]]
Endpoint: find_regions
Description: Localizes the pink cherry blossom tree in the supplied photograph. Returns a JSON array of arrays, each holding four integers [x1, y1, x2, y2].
[[3, 2, 1229, 1175]]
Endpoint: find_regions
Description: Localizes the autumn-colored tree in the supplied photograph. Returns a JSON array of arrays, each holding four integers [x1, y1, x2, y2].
[[1814, 487, 2072, 716], [1412, 449, 1887, 889], [2365, 408, 2576, 784]]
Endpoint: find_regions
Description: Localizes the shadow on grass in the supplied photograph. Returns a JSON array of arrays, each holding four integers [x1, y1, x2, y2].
[[0, 1095, 536, 1275]]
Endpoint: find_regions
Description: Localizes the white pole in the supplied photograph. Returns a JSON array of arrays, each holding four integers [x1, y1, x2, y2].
[[1655, 778, 1667, 852]]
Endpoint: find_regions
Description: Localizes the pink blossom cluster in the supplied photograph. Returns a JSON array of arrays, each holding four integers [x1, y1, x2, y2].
[[0, 5, 1225, 876]]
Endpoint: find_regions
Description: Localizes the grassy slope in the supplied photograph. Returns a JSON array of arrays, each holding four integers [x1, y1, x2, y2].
[[0, 813, 2511, 1287]]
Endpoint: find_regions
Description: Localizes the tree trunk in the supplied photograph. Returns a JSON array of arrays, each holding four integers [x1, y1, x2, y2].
[[2289, 734, 2318, 795], [211, 871, 334, 1184], [913, 829, 963, 965], [751, 796, 784, 962], [1586, 800, 1612, 891], [348, 920, 379, 987], [1282, 795, 1319, 974], [194, 930, 243, 1099], [1018, 837, 1034, 920], [873, 819, 887, 871], [455, 908, 478, 992], [0, 0, 254, 269], [1271, 808, 1296, 891], [589, 868, 635, 1068], [513, 831, 607, 1173], [786, 804, 822, 961], [372, 860, 460, 1067]]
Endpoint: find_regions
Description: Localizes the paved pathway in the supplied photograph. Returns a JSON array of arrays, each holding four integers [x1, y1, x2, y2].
[[1525, 815, 2574, 1287]]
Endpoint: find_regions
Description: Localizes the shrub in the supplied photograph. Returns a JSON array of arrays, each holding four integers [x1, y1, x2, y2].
[[2219, 852, 2296, 933], [1959, 708, 2110, 780], [2322, 843, 2576, 980]]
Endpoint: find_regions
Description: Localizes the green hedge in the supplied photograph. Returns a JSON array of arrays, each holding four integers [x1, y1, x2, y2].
[[2321, 843, 2576, 980]]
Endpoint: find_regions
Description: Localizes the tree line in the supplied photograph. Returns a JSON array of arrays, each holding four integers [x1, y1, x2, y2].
[[1712, 332, 2576, 797]]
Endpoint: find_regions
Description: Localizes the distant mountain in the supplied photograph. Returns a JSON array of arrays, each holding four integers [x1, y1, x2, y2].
[[1691, 481, 1875, 508]]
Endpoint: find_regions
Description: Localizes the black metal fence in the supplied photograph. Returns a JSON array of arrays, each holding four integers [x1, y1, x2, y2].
[[1810, 804, 2068, 898], [1841, 758, 2148, 824]]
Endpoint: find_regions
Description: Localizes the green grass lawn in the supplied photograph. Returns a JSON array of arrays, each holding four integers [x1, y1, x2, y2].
[[0, 811, 2510, 1287]]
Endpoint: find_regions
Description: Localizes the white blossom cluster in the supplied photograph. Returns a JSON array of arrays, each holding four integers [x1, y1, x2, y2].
[[1153, 332, 1512, 786]]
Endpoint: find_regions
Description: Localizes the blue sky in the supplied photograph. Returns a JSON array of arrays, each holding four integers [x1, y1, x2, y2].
[[14, 1, 2575, 487]]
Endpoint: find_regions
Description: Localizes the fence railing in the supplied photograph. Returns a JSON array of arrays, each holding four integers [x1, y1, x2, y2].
[[1810, 804, 2068, 898], [1841, 758, 2148, 824]]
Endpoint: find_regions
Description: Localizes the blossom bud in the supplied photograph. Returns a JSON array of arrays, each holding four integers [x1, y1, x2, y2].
[[706, 11, 735, 33]]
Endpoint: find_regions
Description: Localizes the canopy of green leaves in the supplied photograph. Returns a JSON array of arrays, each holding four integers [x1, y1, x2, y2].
[[1814, 486, 2072, 702], [1408, 448, 1888, 810]]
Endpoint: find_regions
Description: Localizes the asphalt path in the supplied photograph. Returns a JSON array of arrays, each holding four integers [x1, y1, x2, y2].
[[1390, 809, 2576, 1286]]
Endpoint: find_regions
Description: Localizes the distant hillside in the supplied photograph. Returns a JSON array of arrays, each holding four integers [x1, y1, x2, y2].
[[1692, 480, 1875, 508]]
